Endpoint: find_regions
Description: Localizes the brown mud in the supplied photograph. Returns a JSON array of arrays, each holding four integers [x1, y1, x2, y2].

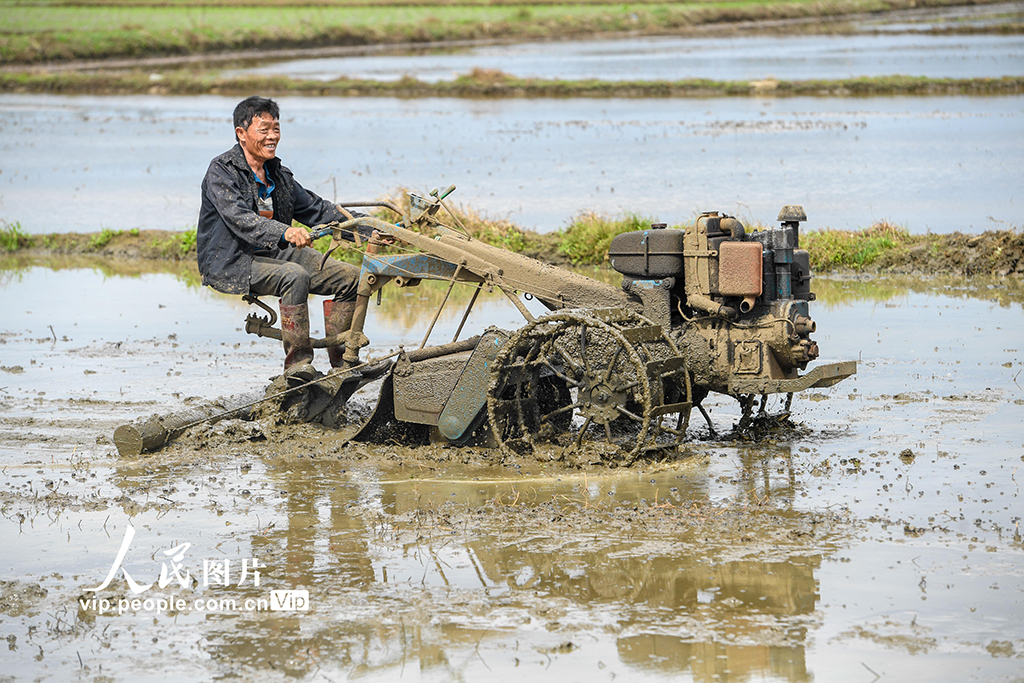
[[1, 259, 1022, 681], [864, 229, 1024, 276]]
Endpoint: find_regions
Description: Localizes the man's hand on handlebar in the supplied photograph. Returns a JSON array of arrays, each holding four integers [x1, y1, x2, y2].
[[284, 225, 396, 250], [284, 226, 312, 249]]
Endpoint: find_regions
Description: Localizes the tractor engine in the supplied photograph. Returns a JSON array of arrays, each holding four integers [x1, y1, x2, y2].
[[609, 206, 822, 399]]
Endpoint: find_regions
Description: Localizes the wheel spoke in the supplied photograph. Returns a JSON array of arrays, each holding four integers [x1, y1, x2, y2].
[[553, 340, 582, 376], [580, 324, 591, 375], [601, 345, 623, 383], [541, 361, 581, 388], [604, 421, 614, 444], [514, 377, 531, 442], [615, 380, 640, 394], [573, 416, 593, 449], [615, 405, 643, 422], [540, 401, 581, 423]]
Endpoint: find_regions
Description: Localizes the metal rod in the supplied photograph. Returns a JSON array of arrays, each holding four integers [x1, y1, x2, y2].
[[338, 200, 403, 214], [452, 283, 482, 343], [500, 286, 536, 323], [437, 197, 471, 238], [418, 264, 462, 350], [343, 235, 382, 364], [406, 335, 480, 362]]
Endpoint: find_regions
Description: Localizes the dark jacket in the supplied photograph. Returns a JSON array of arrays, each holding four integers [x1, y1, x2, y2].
[[198, 144, 361, 294]]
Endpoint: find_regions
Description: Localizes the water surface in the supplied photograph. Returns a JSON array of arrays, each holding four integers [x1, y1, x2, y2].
[[2, 94, 1021, 234], [225, 33, 1024, 83], [0, 263, 1022, 681]]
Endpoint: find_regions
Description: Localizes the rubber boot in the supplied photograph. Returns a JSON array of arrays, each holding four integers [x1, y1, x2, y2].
[[323, 298, 391, 380], [323, 299, 355, 369], [279, 302, 315, 381]]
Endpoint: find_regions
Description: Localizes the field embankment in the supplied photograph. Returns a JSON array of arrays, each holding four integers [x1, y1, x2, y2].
[[4, 69, 1023, 97], [3, 212, 1021, 277]]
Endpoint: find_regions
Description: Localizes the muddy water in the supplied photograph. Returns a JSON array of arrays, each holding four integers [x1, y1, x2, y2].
[[2, 94, 1022, 235], [0, 262, 1022, 682], [225, 33, 1024, 84]]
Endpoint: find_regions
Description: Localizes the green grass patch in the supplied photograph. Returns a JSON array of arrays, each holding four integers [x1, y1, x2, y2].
[[0, 221, 31, 252], [6, 216, 1020, 279], [4, 69, 1022, 98], [802, 222, 915, 271], [149, 227, 198, 258], [558, 211, 665, 265], [88, 227, 123, 249], [171, 228, 196, 256]]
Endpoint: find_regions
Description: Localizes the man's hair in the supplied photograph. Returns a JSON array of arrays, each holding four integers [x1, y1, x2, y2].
[[233, 96, 280, 142]]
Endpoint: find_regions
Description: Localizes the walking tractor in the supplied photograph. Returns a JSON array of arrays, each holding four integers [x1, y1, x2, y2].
[[241, 186, 856, 463]]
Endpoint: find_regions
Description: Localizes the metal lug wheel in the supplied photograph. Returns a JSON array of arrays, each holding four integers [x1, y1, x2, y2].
[[487, 310, 692, 463]]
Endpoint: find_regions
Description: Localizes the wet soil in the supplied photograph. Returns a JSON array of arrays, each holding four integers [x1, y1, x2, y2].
[[867, 229, 1024, 276], [1, 264, 1022, 681]]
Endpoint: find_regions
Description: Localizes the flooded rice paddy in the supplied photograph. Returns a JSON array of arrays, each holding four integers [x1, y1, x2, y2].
[[225, 33, 1024, 84], [0, 261, 1022, 682], [212, 0, 1024, 82], [2, 94, 1022, 235]]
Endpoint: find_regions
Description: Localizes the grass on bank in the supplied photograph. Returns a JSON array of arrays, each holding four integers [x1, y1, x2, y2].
[[5, 216, 1020, 276], [0, 221, 29, 252], [1, 221, 200, 258], [0, 0, 1001, 64], [5, 69, 1024, 98], [801, 221, 913, 271]]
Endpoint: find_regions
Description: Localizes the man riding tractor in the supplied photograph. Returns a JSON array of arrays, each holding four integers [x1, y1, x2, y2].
[[197, 95, 389, 380]]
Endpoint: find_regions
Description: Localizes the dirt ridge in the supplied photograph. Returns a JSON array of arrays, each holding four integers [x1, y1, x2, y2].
[[3, 226, 1021, 277]]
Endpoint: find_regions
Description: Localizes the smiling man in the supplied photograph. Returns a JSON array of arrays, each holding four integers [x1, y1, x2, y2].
[[197, 95, 376, 379]]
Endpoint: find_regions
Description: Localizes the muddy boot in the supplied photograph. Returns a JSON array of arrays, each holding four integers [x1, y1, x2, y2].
[[323, 299, 355, 369], [323, 298, 391, 381], [279, 302, 316, 383]]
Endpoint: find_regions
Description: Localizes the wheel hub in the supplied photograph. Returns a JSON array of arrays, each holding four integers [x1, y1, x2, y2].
[[580, 377, 627, 422]]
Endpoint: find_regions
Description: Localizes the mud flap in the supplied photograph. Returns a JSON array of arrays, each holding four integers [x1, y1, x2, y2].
[[437, 328, 510, 443]]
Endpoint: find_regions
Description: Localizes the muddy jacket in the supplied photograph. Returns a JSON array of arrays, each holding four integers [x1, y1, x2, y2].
[[197, 144, 365, 295]]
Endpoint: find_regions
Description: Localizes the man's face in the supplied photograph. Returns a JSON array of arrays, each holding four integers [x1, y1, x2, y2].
[[236, 113, 280, 165]]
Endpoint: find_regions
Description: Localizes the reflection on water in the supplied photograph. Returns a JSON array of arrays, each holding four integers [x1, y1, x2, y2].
[[3, 256, 1019, 341], [0, 253, 203, 288], [813, 273, 1024, 309], [163, 456, 830, 682], [619, 636, 810, 682]]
